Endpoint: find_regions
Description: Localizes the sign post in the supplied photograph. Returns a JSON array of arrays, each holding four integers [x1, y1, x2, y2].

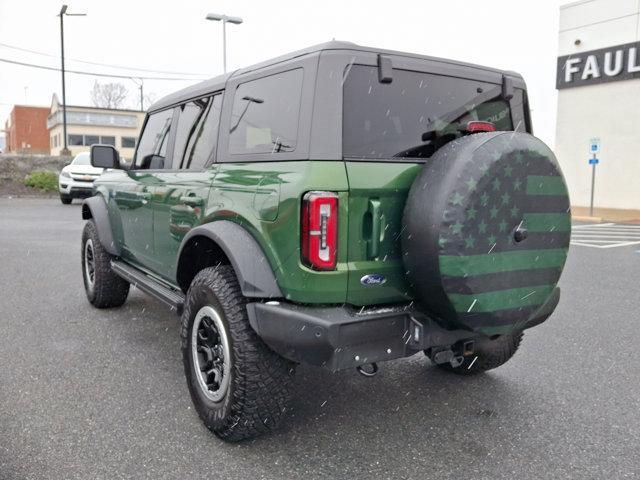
[[588, 138, 600, 217]]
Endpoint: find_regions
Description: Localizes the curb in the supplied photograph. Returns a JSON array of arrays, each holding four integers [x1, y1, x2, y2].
[[572, 215, 602, 223], [0, 194, 58, 199]]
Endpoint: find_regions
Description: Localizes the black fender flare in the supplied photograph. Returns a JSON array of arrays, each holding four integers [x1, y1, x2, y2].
[[81, 196, 120, 256], [178, 221, 283, 299]]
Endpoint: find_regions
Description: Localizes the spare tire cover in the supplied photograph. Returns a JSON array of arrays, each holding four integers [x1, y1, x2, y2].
[[402, 132, 570, 334]]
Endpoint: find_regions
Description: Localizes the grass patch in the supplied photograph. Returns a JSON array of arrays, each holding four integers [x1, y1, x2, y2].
[[24, 171, 58, 192]]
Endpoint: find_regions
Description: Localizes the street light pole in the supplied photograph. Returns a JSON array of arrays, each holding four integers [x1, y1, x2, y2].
[[222, 18, 226, 73], [59, 6, 68, 155], [205, 13, 243, 73], [58, 4, 86, 156]]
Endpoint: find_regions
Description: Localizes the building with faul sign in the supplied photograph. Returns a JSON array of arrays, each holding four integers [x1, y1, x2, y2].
[[48, 94, 145, 160], [556, 0, 640, 211]]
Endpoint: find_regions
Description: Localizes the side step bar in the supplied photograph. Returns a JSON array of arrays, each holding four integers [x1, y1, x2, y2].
[[110, 260, 185, 315]]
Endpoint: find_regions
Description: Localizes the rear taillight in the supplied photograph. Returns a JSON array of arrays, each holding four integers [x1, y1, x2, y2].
[[301, 191, 338, 270], [465, 121, 496, 133]]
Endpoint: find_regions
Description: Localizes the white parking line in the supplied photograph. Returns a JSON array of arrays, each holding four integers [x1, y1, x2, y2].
[[571, 223, 640, 249], [573, 224, 640, 230]]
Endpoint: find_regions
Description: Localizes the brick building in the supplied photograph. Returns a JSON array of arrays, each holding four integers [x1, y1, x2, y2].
[[3, 105, 50, 154]]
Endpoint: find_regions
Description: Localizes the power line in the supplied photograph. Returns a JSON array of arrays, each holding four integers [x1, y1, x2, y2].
[[0, 57, 206, 81], [0, 41, 208, 77]]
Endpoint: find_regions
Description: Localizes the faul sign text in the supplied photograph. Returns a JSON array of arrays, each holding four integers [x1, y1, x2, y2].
[[557, 42, 640, 89]]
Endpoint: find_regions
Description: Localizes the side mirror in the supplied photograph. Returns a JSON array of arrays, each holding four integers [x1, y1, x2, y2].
[[140, 154, 165, 170], [91, 144, 121, 169], [148, 154, 165, 169]]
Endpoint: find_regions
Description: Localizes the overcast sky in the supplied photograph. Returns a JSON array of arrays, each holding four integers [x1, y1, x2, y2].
[[0, 0, 571, 147]]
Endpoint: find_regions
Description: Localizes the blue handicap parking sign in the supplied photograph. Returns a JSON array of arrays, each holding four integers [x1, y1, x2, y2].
[[589, 158, 599, 165]]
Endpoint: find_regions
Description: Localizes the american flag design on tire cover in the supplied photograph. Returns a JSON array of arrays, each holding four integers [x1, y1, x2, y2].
[[403, 132, 570, 335]]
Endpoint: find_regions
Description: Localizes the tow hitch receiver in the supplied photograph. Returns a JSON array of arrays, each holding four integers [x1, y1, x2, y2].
[[463, 340, 475, 356], [430, 339, 476, 368]]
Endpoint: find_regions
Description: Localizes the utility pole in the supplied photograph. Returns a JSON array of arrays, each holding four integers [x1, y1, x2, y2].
[[58, 4, 86, 156], [131, 77, 144, 111]]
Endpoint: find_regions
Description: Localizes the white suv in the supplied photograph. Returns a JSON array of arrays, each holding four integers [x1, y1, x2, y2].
[[58, 152, 104, 204]]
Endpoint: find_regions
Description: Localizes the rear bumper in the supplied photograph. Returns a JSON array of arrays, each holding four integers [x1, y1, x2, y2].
[[247, 303, 474, 371], [249, 303, 408, 371], [246, 287, 560, 371]]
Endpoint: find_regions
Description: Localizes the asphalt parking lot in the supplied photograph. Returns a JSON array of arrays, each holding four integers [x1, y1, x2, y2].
[[1, 198, 639, 480]]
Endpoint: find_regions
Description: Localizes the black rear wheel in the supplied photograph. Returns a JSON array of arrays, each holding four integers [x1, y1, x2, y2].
[[430, 331, 523, 375], [181, 265, 295, 442]]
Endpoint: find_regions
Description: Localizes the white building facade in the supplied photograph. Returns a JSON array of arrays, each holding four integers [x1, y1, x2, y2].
[[556, 0, 640, 211], [47, 95, 145, 160]]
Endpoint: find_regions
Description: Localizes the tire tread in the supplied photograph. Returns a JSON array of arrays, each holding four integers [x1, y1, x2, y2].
[[180, 266, 294, 442], [81, 220, 129, 308]]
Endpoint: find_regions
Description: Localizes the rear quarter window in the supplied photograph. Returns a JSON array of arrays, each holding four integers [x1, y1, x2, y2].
[[343, 65, 519, 160], [228, 68, 304, 155]]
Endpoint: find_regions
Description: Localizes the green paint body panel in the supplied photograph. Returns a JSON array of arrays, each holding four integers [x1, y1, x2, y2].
[[208, 161, 350, 304], [343, 161, 422, 305], [95, 160, 422, 306]]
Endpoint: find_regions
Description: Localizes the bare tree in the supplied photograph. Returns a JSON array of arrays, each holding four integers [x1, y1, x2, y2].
[[143, 93, 156, 110], [90, 81, 129, 109]]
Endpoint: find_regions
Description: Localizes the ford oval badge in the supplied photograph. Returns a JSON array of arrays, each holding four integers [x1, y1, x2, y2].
[[360, 274, 386, 286]]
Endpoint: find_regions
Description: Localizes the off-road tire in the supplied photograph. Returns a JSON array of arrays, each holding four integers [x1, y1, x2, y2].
[[181, 266, 295, 442], [81, 220, 129, 308], [60, 194, 72, 204], [433, 331, 523, 375]]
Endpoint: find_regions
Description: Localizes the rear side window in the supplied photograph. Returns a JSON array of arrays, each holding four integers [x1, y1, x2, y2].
[[173, 94, 223, 170], [229, 68, 303, 155], [343, 66, 516, 160], [135, 109, 173, 169]]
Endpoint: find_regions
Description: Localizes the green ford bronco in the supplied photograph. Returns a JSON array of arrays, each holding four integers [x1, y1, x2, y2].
[[81, 41, 570, 441]]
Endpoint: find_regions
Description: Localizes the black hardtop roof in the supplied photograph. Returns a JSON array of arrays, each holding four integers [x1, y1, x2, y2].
[[149, 40, 522, 112]]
